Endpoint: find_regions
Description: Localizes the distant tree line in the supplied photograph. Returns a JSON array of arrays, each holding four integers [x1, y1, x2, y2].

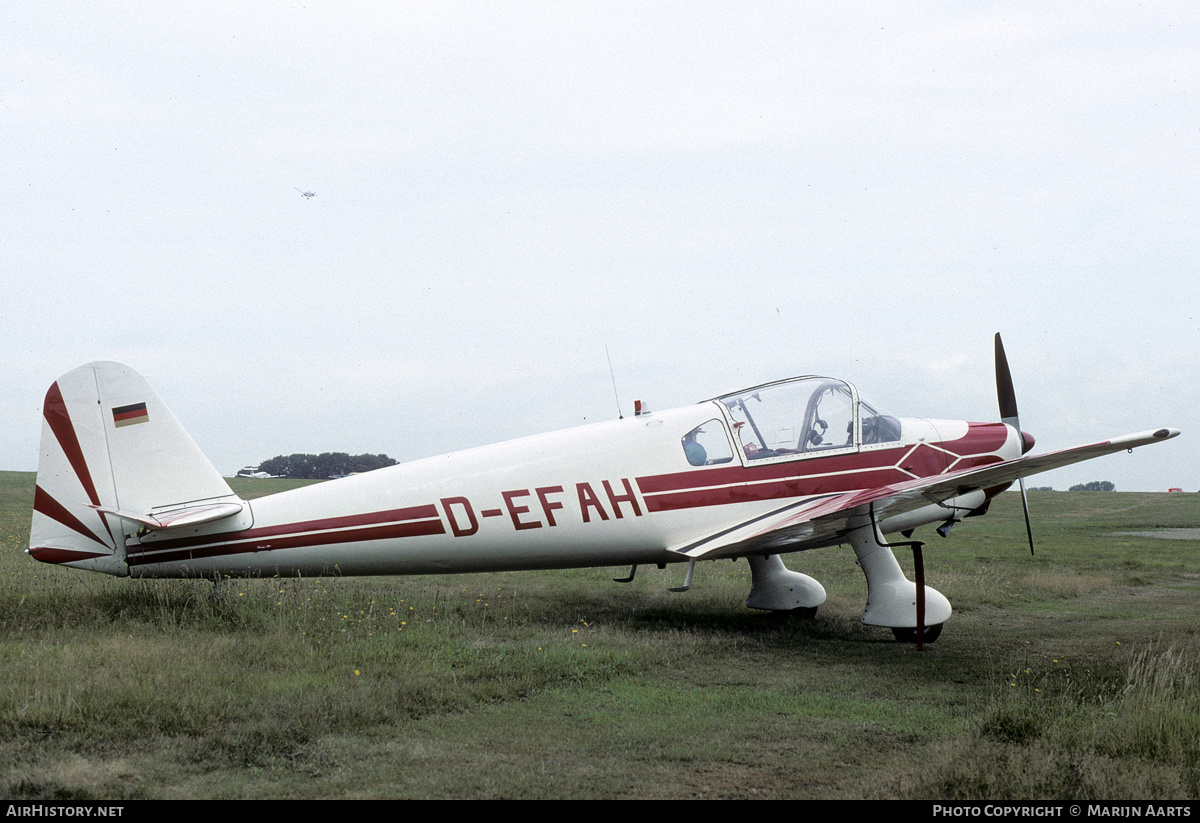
[[1069, 480, 1115, 492], [256, 453, 398, 480]]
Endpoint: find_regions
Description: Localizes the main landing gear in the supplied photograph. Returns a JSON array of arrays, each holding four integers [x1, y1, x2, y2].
[[848, 518, 951, 646], [744, 554, 827, 613], [742, 539, 949, 645]]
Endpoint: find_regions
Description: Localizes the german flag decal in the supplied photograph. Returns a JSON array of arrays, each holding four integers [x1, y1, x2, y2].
[[112, 402, 149, 427]]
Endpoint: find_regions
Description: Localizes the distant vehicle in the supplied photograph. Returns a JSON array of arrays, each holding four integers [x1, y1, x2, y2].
[[1168, 488, 1183, 493], [27, 335, 1179, 646], [235, 467, 279, 479], [294, 188, 316, 199]]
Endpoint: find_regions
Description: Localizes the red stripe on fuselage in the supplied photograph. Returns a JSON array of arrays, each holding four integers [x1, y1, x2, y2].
[[637, 423, 1010, 513], [642, 467, 905, 513], [126, 504, 446, 567], [947, 423, 1009, 454], [637, 448, 905, 495]]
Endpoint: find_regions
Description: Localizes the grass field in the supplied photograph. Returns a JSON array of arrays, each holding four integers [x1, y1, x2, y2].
[[2, 471, 1198, 799]]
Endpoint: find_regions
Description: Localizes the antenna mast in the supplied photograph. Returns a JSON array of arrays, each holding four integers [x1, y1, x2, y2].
[[605, 345, 623, 419]]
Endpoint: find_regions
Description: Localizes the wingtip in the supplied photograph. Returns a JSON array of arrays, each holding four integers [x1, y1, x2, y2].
[[1111, 428, 1181, 448]]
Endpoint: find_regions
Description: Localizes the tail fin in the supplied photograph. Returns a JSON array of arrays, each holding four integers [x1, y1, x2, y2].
[[29, 362, 249, 575]]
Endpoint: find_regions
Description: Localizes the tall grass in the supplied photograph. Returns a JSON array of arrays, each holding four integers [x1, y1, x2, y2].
[[898, 638, 1200, 799], [1104, 641, 1200, 766]]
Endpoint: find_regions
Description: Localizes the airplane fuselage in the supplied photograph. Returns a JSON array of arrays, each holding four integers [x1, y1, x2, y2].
[[117, 403, 1022, 579]]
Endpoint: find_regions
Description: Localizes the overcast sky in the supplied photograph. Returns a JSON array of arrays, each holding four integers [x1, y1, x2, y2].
[[3, 2, 1197, 493]]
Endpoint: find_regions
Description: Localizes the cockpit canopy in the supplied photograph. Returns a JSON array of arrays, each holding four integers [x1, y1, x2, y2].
[[693, 377, 901, 465]]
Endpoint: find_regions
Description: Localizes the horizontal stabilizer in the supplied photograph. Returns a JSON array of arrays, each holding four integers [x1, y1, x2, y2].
[[89, 500, 246, 531]]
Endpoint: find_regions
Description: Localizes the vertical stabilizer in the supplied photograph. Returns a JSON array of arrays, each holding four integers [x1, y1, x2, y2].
[[30, 362, 245, 574]]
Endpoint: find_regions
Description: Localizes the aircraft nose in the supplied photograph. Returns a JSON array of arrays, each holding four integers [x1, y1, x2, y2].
[[1021, 430, 1036, 454]]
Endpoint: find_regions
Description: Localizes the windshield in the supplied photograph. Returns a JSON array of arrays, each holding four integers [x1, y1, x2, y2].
[[715, 377, 900, 461]]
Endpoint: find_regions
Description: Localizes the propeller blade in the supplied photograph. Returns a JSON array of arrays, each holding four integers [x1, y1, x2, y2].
[[995, 333, 1036, 555], [995, 333, 1019, 428]]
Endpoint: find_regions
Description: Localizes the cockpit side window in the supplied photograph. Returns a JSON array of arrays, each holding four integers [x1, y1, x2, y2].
[[803, 382, 855, 450], [681, 419, 734, 466], [860, 400, 902, 444]]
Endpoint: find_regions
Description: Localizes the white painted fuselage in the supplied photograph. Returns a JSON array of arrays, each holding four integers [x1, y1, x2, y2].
[[120, 405, 1020, 579]]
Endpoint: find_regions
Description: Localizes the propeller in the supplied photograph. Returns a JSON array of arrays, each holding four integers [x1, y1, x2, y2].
[[994, 333, 1036, 555]]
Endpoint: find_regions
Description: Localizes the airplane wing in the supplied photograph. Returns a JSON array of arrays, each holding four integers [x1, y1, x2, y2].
[[670, 428, 1180, 561]]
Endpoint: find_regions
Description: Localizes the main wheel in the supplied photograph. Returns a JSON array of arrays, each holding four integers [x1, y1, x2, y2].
[[891, 623, 943, 643]]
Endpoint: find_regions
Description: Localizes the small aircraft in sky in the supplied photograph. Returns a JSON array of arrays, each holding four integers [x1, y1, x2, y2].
[[294, 188, 316, 199], [28, 336, 1179, 645]]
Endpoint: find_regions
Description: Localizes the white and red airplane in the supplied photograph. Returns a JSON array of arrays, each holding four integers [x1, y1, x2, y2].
[[28, 336, 1179, 644]]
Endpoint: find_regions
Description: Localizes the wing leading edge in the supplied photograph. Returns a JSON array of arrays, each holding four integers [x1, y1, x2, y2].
[[671, 428, 1180, 561]]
